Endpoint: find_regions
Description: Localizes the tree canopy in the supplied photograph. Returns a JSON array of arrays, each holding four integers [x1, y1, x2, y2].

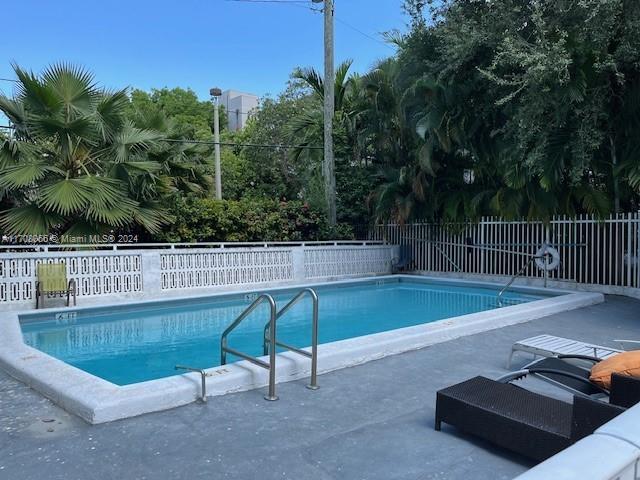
[[232, 0, 640, 226], [127, 87, 224, 141], [370, 0, 640, 222], [2, 0, 640, 241]]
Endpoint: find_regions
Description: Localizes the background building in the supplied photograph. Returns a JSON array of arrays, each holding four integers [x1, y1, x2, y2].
[[221, 90, 259, 131]]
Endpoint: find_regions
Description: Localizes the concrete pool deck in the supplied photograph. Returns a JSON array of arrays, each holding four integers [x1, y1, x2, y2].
[[1, 295, 638, 480]]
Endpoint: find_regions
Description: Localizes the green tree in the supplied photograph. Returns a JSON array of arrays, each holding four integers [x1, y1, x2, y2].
[[372, 0, 640, 222], [289, 62, 379, 225], [232, 79, 314, 200], [0, 64, 212, 236], [220, 149, 255, 200], [128, 87, 224, 140]]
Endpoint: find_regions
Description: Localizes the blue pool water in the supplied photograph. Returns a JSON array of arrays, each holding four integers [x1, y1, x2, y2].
[[20, 278, 547, 385]]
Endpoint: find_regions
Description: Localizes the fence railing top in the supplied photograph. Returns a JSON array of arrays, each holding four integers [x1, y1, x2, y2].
[[0, 240, 388, 253], [374, 213, 640, 228]]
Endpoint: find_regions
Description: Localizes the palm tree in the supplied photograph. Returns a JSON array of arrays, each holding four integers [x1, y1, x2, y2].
[[288, 60, 372, 216], [367, 62, 613, 223], [289, 60, 358, 161], [360, 58, 417, 168], [125, 107, 214, 198], [0, 63, 211, 237]]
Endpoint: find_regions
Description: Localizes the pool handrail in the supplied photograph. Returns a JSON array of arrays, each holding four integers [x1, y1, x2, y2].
[[262, 288, 319, 390], [497, 255, 543, 305], [175, 365, 209, 402], [220, 293, 278, 401]]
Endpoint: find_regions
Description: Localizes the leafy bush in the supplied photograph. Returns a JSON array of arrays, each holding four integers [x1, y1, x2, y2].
[[154, 198, 354, 243]]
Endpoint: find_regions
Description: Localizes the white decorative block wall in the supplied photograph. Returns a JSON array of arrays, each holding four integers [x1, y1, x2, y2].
[[0, 253, 142, 303], [304, 246, 393, 279], [0, 243, 394, 309], [159, 248, 294, 290]]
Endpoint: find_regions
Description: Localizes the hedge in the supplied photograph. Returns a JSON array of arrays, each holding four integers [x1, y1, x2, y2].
[[154, 198, 354, 243]]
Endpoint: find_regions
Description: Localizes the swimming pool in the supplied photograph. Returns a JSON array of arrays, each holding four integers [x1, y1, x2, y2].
[[20, 277, 545, 385], [1, 275, 603, 423]]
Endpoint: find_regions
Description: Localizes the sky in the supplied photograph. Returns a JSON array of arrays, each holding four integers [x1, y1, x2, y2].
[[0, 0, 407, 109]]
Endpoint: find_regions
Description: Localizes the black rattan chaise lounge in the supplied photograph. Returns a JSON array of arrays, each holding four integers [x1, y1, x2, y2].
[[434, 373, 640, 461]]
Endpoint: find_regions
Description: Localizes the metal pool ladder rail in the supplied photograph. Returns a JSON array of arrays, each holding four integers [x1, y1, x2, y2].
[[220, 293, 279, 401], [263, 288, 319, 390], [175, 365, 209, 403], [497, 254, 543, 305]]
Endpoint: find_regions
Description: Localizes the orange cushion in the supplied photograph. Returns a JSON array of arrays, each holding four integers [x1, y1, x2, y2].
[[590, 351, 640, 389]]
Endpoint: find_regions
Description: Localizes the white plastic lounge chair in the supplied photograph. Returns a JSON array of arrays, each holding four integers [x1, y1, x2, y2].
[[617, 340, 640, 351], [507, 334, 622, 368]]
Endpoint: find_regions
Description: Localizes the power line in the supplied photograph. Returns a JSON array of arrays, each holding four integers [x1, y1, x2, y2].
[[0, 127, 321, 150], [225, 0, 311, 3], [226, 0, 394, 50], [335, 17, 396, 51], [224, 0, 321, 12], [162, 138, 322, 150], [224, 110, 255, 115]]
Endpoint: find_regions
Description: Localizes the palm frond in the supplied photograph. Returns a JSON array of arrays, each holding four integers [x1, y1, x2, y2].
[[30, 115, 94, 142], [0, 95, 26, 127], [109, 121, 162, 163], [83, 195, 137, 226], [12, 63, 62, 116], [0, 162, 63, 188], [0, 138, 40, 168], [132, 201, 171, 233], [0, 204, 63, 235], [95, 89, 129, 142], [335, 60, 354, 111], [574, 185, 611, 217], [81, 176, 130, 205], [293, 67, 324, 98], [41, 62, 97, 115], [382, 29, 406, 48], [38, 178, 94, 215]]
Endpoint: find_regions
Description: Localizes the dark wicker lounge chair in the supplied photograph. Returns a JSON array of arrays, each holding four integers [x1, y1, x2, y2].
[[434, 373, 640, 461]]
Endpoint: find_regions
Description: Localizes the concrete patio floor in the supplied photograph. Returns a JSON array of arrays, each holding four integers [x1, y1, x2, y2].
[[1, 295, 638, 480]]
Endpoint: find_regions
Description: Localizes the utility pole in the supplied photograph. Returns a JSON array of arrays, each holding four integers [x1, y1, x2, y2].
[[314, 0, 336, 225], [210, 87, 223, 200]]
